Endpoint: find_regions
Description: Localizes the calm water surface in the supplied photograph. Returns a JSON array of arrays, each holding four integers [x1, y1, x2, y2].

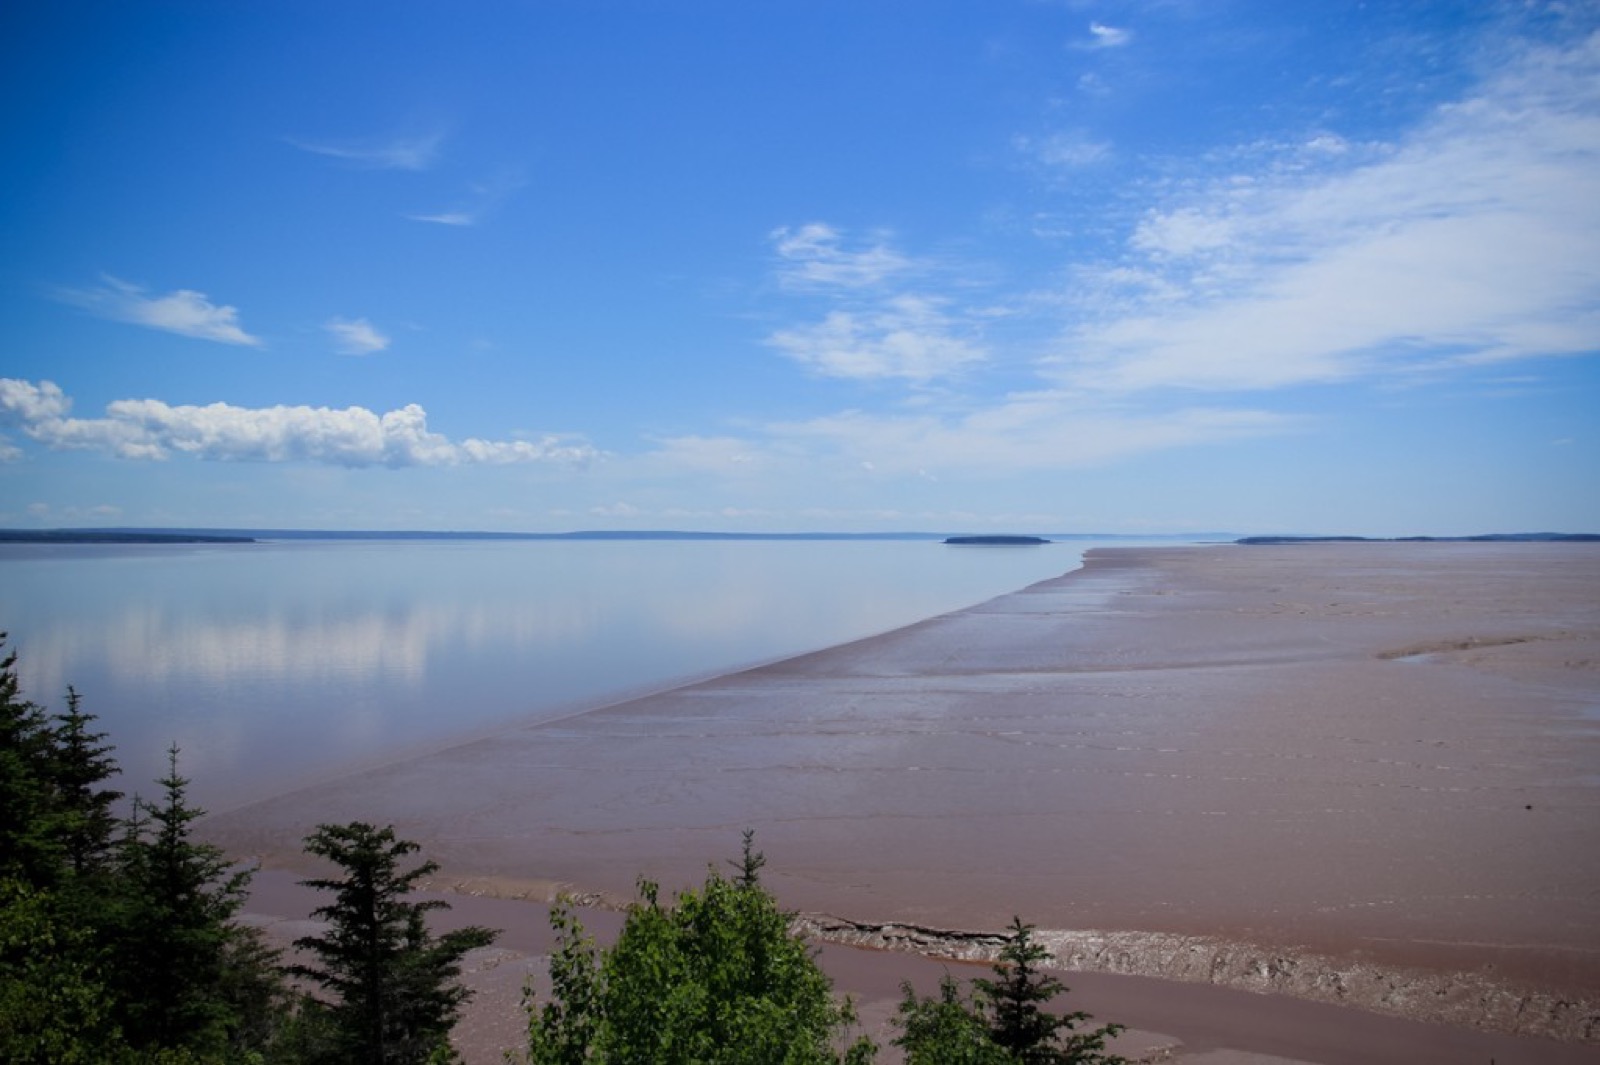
[[0, 538, 1144, 808]]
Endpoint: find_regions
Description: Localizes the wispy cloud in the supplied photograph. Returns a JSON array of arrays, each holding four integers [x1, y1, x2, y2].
[[288, 130, 445, 171], [589, 502, 641, 519], [1051, 31, 1600, 393], [765, 226, 990, 384], [646, 391, 1292, 481], [1079, 22, 1132, 50], [1014, 130, 1112, 169], [325, 316, 390, 355], [770, 223, 911, 289], [0, 379, 599, 468], [407, 170, 525, 227], [56, 276, 263, 346], [765, 397, 1288, 474], [769, 296, 985, 382], [728, 31, 1600, 488]]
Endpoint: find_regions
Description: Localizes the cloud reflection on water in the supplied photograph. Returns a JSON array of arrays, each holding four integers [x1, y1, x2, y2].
[[0, 539, 1099, 807]]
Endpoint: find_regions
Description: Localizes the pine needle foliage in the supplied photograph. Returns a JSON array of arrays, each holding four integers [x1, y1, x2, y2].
[[896, 917, 1125, 1065], [293, 821, 498, 1065]]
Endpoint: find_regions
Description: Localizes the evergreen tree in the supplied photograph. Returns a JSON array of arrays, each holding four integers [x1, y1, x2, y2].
[[728, 827, 766, 889], [109, 745, 279, 1059], [1, 647, 290, 1063], [293, 821, 498, 1064], [49, 687, 122, 878], [895, 918, 1124, 1065], [0, 636, 62, 886]]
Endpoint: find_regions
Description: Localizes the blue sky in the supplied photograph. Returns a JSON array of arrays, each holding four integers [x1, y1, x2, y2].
[[2, 1, 1596, 535]]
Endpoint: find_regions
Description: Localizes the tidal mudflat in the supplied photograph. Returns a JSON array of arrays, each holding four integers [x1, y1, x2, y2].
[[208, 543, 1600, 1060]]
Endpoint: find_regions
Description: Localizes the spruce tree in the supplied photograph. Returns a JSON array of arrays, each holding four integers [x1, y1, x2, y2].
[[293, 821, 498, 1064], [0, 647, 291, 1062], [895, 918, 1125, 1065], [0, 636, 60, 885], [50, 687, 122, 878], [110, 745, 270, 1057]]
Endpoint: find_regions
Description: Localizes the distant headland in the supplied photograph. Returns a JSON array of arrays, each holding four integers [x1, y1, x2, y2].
[[0, 529, 257, 544]]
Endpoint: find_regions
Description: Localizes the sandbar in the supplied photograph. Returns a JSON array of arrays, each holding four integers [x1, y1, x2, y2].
[[206, 543, 1600, 1057]]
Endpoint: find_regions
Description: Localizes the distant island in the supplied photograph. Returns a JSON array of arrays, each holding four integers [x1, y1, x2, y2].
[[943, 535, 1052, 546], [0, 529, 256, 545], [1237, 533, 1600, 545]]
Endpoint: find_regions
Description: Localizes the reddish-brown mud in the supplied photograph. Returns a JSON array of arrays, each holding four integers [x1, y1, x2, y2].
[[209, 543, 1600, 1059]]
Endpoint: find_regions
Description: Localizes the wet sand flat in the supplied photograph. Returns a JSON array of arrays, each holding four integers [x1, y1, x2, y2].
[[205, 543, 1600, 1045]]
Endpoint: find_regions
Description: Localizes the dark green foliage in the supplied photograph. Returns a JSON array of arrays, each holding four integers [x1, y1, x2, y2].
[[0, 878, 131, 1064], [895, 918, 1125, 1065], [107, 745, 290, 1059], [893, 974, 1010, 1065], [0, 640, 293, 1063], [293, 821, 498, 1064], [523, 839, 876, 1064], [728, 827, 766, 888], [0, 637, 65, 886], [52, 687, 123, 876]]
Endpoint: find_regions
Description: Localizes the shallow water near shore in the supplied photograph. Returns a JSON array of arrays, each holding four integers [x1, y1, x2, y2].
[[0, 537, 1150, 807]]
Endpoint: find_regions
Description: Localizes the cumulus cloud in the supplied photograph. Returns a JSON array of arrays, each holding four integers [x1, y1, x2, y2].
[[57, 276, 262, 346], [0, 379, 598, 469], [0, 378, 71, 422], [1053, 32, 1600, 393], [769, 295, 985, 382], [770, 224, 911, 289], [288, 130, 444, 171], [326, 316, 390, 355]]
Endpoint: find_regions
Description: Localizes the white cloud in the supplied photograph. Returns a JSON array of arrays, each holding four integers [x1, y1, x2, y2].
[[770, 224, 911, 289], [763, 395, 1289, 474], [1081, 22, 1132, 49], [407, 170, 525, 227], [0, 378, 71, 422], [1053, 32, 1600, 393], [765, 225, 989, 384], [408, 211, 476, 227], [1015, 131, 1111, 169], [288, 130, 444, 171], [326, 316, 390, 355], [57, 276, 262, 346], [643, 435, 763, 472], [0, 379, 598, 469], [644, 389, 1292, 483], [769, 295, 986, 382]]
